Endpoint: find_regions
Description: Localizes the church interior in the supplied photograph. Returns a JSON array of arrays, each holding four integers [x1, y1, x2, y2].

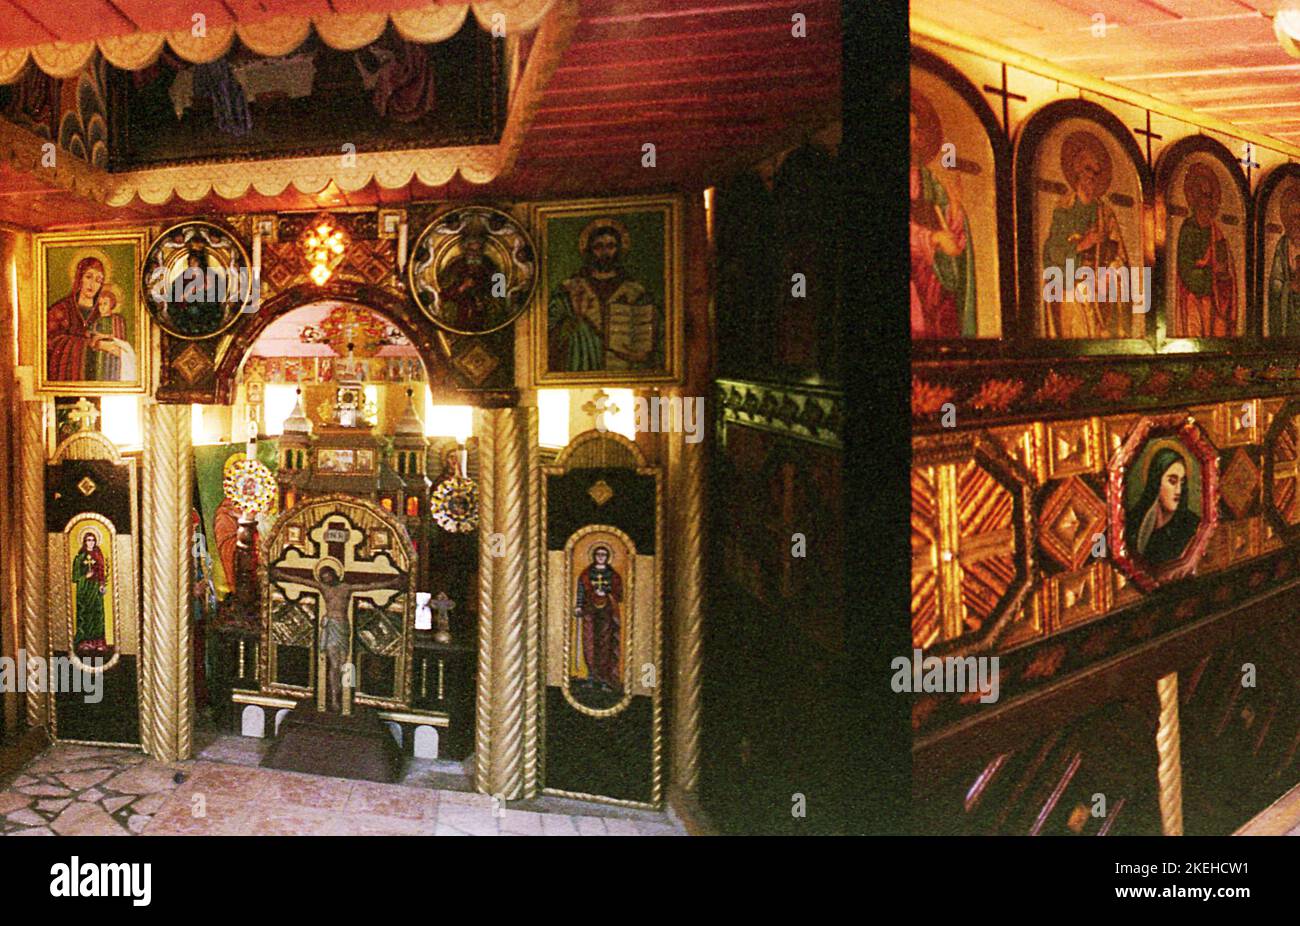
[[910, 1, 1300, 836], [0, 1, 847, 837]]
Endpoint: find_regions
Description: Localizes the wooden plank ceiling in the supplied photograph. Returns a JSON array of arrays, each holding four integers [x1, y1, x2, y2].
[[911, 0, 1300, 142], [0, 0, 841, 228]]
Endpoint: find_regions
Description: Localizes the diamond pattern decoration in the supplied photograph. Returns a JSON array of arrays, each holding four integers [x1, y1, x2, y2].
[[173, 343, 213, 384], [1220, 448, 1259, 520], [453, 343, 500, 386], [587, 479, 614, 506], [76, 476, 97, 497], [1038, 476, 1107, 572]]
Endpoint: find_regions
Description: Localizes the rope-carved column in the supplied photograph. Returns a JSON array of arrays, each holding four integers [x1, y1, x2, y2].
[[488, 406, 527, 800], [472, 406, 532, 800], [524, 405, 541, 799], [474, 407, 496, 789], [18, 400, 47, 728], [668, 407, 705, 794], [1156, 671, 1184, 836], [142, 403, 193, 762]]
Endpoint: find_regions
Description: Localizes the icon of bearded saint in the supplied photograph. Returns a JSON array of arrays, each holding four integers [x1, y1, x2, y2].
[[1172, 162, 1237, 338], [1041, 130, 1134, 339]]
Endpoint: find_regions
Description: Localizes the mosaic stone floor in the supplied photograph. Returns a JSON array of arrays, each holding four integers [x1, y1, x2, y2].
[[0, 735, 686, 837]]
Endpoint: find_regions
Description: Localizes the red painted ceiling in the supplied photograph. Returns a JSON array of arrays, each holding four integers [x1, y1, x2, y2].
[[0, 0, 842, 229]]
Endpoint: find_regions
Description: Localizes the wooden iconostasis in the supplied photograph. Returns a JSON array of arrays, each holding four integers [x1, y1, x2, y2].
[[911, 32, 1300, 836]]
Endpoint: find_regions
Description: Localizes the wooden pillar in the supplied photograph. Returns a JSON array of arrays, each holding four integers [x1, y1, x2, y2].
[[473, 406, 534, 801], [1156, 671, 1184, 836], [142, 402, 193, 762], [18, 399, 47, 729], [667, 192, 711, 796]]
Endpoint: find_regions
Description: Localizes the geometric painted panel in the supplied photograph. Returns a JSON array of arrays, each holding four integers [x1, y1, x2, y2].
[[1038, 476, 1106, 571], [953, 457, 1016, 637], [1219, 448, 1259, 521], [911, 465, 943, 650]]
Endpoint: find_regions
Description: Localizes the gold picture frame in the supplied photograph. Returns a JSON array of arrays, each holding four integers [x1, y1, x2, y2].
[[35, 229, 150, 395], [530, 194, 684, 386]]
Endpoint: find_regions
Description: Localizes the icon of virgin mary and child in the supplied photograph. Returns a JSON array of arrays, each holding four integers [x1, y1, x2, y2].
[[46, 255, 136, 383], [1124, 446, 1201, 566]]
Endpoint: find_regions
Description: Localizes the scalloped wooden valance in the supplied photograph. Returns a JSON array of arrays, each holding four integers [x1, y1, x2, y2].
[[0, 0, 555, 81]]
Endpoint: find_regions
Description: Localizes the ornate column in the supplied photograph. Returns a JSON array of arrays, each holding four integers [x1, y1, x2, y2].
[[18, 399, 47, 728], [473, 406, 534, 800], [524, 405, 541, 798], [1156, 671, 1184, 836], [142, 403, 193, 762]]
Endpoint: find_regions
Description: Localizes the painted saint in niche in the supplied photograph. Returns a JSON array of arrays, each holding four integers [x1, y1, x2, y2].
[[1042, 131, 1132, 338], [547, 219, 659, 372], [72, 531, 109, 657], [572, 545, 624, 701], [909, 88, 975, 338], [1125, 446, 1201, 566], [47, 256, 132, 382], [1268, 187, 1300, 336], [1172, 162, 1237, 338]]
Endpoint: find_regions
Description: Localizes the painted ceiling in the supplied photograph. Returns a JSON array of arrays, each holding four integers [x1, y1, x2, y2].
[[0, 0, 842, 229]]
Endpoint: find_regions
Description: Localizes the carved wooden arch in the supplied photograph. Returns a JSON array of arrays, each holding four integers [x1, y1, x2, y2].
[[211, 278, 498, 406]]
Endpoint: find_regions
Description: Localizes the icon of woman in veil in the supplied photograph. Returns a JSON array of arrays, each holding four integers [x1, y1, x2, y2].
[[1124, 446, 1201, 566]]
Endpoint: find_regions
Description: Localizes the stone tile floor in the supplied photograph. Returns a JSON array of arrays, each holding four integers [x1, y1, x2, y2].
[[0, 734, 686, 837]]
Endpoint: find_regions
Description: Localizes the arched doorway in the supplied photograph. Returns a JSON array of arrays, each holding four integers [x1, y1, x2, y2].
[[192, 297, 483, 770]]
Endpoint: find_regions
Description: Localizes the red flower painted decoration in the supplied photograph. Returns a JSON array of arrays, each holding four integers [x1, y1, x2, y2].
[[1140, 369, 1174, 397], [1231, 365, 1252, 386], [911, 377, 955, 417], [1187, 366, 1217, 391], [969, 377, 1025, 413], [1033, 369, 1084, 406], [1094, 370, 1133, 402]]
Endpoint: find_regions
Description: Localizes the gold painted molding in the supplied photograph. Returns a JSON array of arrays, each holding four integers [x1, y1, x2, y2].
[[0, 2, 557, 81], [141, 403, 194, 762], [1156, 671, 1184, 837], [18, 401, 47, 728]]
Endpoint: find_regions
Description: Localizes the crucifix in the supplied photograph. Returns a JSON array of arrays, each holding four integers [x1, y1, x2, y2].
[[1132, 112, 1162, 170], [982, 63, 1026, 132], [271, 556, 405, 715], [430, 592, 455, 643]]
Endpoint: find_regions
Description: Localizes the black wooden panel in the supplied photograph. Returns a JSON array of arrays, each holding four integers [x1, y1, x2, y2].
[[46, 460, 132, 533], [51, 653, 139, 745], [546, 469, 656, 552], [544, 687, 653, 804]]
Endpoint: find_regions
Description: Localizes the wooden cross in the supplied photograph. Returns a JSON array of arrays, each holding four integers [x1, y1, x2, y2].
[[1240, 142, 1261, 183], [68, 397, 100, 432], [982, 63, 1026, 132], [581, 389, 619, 431], [1132, 112, 1163, 170]]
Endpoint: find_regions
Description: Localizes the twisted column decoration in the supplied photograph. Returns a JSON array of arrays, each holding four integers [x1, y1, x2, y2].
[[474, 407, 496, 789], [489, 407, 527, 800], [143, 403, 193, 762], [524, 406, 541, 798], [670, 394, 705, 794], [19, 401, 47, 728], [1156, 671, 1184, 836]]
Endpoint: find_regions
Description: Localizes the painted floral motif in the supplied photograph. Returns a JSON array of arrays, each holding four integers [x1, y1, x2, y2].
[[1033, 369, 1085, 406], [911, 376, 955, 417], [1139, 369, 1174, 397], [969, 377, 1025, 412], [1187, 366, 1218, 391], [1094, 370, 1133, 401]]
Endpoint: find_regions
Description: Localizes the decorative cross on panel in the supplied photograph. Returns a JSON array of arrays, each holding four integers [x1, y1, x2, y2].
[[1240, 143, 1261, 183], [1132, 112, 1162, 170], [581, 389, 620, 430], [982, 63, 1026, 131], [68, 397, 100, 432]]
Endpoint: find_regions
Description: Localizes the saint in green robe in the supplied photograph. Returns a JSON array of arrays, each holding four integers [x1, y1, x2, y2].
[[72, 543, 107, 646], [1268, 236, 1300, 336]]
